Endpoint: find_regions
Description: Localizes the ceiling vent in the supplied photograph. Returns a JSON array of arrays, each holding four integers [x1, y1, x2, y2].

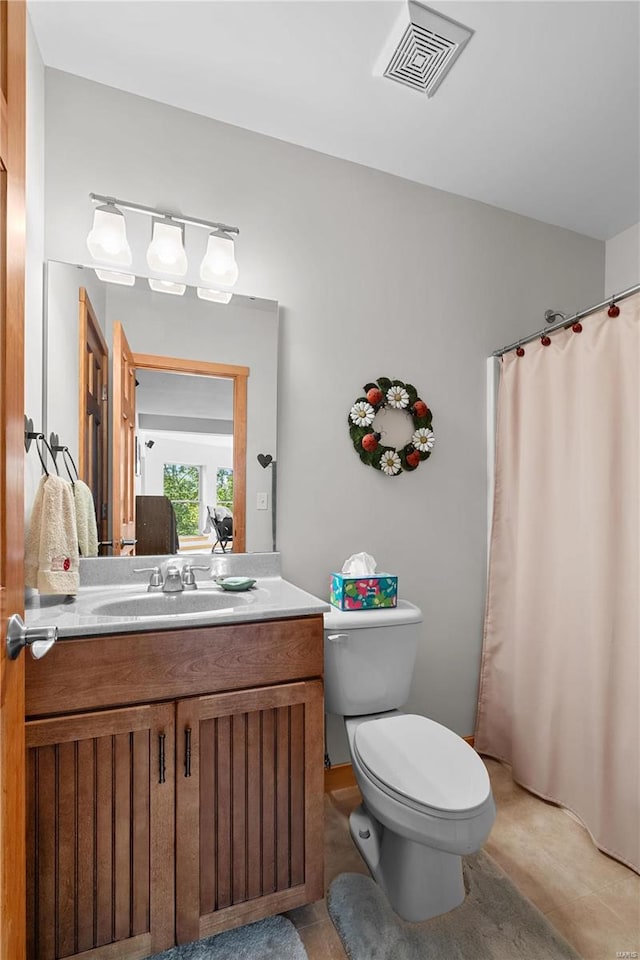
[[376, 1, 474, 98]]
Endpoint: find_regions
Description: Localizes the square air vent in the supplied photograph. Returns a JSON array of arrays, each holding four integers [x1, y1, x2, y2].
[[377, 1, 474, 98]]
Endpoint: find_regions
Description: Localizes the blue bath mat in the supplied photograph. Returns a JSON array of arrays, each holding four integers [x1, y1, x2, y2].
[[151, 914, 308, 960], [328, 851, 582, 959]]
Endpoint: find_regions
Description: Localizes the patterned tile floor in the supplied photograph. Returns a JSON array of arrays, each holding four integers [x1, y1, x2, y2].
[[287, 758, 639, 960]]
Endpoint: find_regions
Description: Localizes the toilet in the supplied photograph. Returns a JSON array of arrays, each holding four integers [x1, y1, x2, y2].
[[324, 600, 496, 922]]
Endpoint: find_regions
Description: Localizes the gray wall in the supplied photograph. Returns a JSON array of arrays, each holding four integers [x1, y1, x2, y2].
[[25, 18, 46, 517], [40, 69, 604, 759], [605, 223, 640, 295]]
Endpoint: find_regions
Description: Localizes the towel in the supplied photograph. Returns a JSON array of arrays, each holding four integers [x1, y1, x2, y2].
[[74, 479, 99, 557], [25, 475, 80, 594]]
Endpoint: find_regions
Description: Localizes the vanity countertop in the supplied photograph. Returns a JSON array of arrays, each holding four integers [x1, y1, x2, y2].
[[25, 576, 329, 639]]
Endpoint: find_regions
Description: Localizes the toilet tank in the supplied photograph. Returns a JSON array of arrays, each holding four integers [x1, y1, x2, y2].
[[324, 600, 423, 716]]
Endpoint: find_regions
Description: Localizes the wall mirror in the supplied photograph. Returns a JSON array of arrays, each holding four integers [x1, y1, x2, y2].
[[43, 260, 278, 556]]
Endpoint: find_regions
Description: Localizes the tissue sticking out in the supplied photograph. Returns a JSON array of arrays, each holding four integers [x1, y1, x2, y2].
[[342, 552, 377, 576], [375, 0, 474, 98]]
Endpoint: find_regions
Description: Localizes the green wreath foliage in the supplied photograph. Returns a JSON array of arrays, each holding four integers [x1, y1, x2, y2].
[[348, 377, 435, 475]]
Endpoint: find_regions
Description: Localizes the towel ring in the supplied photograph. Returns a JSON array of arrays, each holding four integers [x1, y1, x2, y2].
[[49, 436, 79, 485], [25, 431, 60, 477]]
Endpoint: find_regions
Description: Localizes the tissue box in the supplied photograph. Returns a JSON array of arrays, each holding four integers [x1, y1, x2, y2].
[[330, 573, 398, 610]]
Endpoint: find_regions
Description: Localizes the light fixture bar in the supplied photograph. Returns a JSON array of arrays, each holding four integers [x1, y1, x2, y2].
[[89, 192, 240, 237]]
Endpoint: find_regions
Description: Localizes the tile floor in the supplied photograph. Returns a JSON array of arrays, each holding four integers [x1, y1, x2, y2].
[[287, 758, 639, 960]]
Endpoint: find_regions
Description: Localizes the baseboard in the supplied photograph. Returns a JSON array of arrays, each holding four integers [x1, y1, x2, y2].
[[324, 736, 475, 793]]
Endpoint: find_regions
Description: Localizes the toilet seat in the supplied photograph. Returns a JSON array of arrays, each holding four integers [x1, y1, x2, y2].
[[353, 714, 491, 818]]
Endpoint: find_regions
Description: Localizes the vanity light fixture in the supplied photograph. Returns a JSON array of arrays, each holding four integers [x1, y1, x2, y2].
[[197, 287, 232, 304], [87, 194, 240, 294], [148, 278, 186, 296], [86, 202, 132, 265], [146, 218, 188, 277], [199, 229, 239, 287], [94, 268, 135, 286]]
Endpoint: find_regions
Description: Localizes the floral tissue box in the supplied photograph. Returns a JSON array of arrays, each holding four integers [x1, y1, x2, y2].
[[330, 573, 398, 610]]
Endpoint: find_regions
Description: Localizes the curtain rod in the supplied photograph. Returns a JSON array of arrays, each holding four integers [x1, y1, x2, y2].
[[492, 281, 640, 358]]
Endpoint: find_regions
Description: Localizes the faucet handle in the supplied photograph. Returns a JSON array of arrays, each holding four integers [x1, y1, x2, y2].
[[182, 564, 210, 587], [134, 566, 163, 590]]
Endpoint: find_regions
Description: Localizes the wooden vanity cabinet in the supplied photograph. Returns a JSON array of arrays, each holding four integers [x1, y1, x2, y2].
[[26, 704, 175, 960], [25, 616, 324, 960]]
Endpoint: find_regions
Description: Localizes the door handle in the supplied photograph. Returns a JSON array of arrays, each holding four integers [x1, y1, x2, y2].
[[6, 615, 57, 660], [184, 727, 192, 778], [120, 538, 137, 547]]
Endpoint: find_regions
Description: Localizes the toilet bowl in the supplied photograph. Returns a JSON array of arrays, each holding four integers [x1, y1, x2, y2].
[[324, 602, 496, 922]]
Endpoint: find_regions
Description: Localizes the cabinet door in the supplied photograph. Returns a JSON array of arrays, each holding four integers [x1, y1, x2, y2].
[[26, 703, 175, 960], [176, 681, 324, 944]]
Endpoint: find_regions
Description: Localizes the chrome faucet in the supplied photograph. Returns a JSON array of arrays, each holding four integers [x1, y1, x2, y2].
[[162, 565, 184, 593]]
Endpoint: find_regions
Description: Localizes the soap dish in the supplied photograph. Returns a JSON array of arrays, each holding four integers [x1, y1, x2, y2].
[[215, 577, 257, 592]]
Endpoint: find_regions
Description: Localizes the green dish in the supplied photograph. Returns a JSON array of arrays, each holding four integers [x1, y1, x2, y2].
[[215, 577, 257, 592]]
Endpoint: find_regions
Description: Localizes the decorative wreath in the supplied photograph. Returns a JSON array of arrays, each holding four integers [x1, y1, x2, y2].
[[348, 377, 435, 476]]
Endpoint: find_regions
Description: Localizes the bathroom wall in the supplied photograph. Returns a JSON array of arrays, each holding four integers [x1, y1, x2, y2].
[[24, 17, 46, 516], [41, 68, 604, 759], [605, 222, 640, 294]]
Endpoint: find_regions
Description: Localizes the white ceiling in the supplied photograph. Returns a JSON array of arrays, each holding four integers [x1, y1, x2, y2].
[[29, 0, 640, 240]]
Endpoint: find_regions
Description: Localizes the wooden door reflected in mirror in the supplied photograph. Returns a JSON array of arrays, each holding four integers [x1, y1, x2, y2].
[[78, 288, 109, 552]]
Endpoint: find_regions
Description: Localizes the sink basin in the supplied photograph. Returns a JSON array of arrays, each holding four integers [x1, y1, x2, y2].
[[91, 590, 254, 619]]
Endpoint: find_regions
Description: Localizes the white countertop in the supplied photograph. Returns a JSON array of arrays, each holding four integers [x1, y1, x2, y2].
[[25, 576, 329, 639]]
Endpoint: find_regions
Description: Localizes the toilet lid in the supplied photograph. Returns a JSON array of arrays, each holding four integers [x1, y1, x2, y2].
[[353, 714, 491, 814]]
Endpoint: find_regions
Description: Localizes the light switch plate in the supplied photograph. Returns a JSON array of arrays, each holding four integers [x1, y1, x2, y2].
[[257, 492, 268, 510]]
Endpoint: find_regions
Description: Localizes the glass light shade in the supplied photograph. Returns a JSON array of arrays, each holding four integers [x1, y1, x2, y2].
[[146, 220, 188, 276], [197, 287, 232, 304], [87, 204, 132, 265], [94, 268, 135, 286], [199, 230, 239, 287], [148, 278, 186, 296]]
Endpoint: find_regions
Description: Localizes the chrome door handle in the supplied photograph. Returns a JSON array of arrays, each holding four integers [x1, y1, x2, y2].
[[120, 538, 137, 547], [327, 633, 349, 643], [6, 615, 58, 660]]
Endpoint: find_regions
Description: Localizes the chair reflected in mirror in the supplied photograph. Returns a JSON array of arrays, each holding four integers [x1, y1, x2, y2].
[[206, 505, 233, 553]]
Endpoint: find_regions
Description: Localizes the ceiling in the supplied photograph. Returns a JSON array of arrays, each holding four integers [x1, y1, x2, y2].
[[29, 0, 640, 240]]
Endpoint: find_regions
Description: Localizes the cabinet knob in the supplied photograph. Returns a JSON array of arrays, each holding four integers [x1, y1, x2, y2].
[[6, 614, 57, 661]]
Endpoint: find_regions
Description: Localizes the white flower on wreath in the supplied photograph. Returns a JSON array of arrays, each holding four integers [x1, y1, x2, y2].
[[350, 401, 376, 427], [380, 450, 401, 476], [387, 385, 410, 409], [412, 427, 435, 453]]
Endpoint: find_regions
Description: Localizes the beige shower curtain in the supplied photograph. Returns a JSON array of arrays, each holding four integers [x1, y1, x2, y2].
[[476, 295, 639, 873]]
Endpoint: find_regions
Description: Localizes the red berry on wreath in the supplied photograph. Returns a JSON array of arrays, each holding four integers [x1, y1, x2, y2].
[[366, 388, 383, 406], [413, 400, 429, 418], [362, 433, 379, 453], [406, 450, 421, 469]]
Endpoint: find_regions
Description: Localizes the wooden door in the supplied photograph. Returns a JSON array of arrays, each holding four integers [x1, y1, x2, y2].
[[175, 680, 324, 944], [0, 2, 26, 958], [78, 287, 109, 551], [112, 321, 136, 555], [26, 702, 175, 960]]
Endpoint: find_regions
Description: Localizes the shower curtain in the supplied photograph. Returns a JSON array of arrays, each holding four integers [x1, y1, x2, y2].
[[475, 295, 639, 873]]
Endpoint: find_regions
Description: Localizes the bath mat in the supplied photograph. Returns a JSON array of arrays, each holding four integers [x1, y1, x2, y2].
[[150, 914, 308, 960], [328, 851, 582, 959]]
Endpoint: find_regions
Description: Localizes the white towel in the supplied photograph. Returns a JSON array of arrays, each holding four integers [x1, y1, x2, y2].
[[74, 480, 99, 557], [25, 475, 80, 594]]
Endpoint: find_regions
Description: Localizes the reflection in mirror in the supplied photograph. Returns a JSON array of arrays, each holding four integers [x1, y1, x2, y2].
[[43, 261, 278, 556], [135, 369, 234, 555]]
